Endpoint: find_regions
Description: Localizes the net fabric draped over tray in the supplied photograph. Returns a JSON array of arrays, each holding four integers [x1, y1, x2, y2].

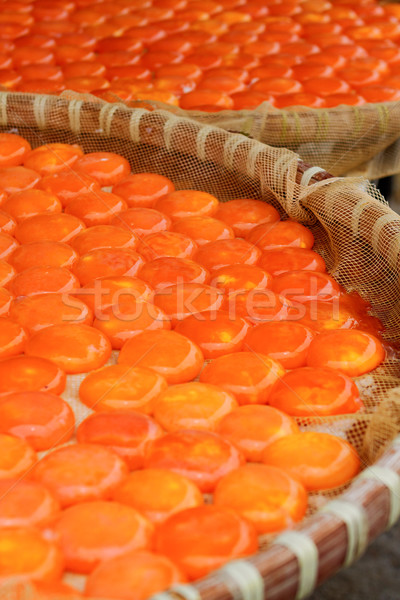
[[169, 100, 400, 179], [1, 91, 400, 600], [90, 94, 400, 180]]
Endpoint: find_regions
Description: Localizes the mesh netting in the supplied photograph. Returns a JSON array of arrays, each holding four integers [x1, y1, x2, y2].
[[1, 91, 400, 593], [177, 101, 400, 179], [91, 94, 400, 179]]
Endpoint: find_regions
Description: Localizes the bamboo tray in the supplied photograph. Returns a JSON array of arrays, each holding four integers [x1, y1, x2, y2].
[[0, 92, 400, 600]]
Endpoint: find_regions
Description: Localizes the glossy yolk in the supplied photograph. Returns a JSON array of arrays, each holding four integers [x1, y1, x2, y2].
[[71, 225, 138, 254], [93, 300, 171, 350], [24, 323, 111, 374], [0, 167, 41, 194], [32, 443, 128, 507], [295, 298, 359, 332], [138, 257, 209, 290], [245, 321, 315, 368], [0, 391, 74, 450], [0, 528, 63, 583], [0, 355, 66, 396], [200, 351, 285, 405], [262, 431, 361, 491], [9, 241, 78, 272], [65, 190, 127, 227], [85, 551, 186, 600], [0, 479, 60, 528], [0, 133, 31, 167], [0, 232, 19, 260], [209, 264, 272, 293], [0, 211, 17, 235], [269, 367, 363, 416], [23, 143, 83, 176], [2, 189, 62, 222], [78, 276, 152, 314], [112, 469, 204, 524], [214, 463, 308, 533], [214, 198, 280, 236], [155, 505, 258, 580], [174, 310, 250, 358], [258, 248, 326, 276], [225, 288, 293, 324], [144, 429, 245, 493], [0, 288, 13, 317], [171, 215, 235, 246], [153, 282, 224, 325], [79, 364, 168, 414], [153, 382, 238, 432], [77, 411, 163, 470], [112, 173, 175, 208], [111, 207, 171, 238], [74, 152, 131, 186], [0, 259, 16, 287], [9, 266, 79, 297], [0, 317, 28, 358], [10, 293, 92, 333], [73, 248, 144, 286], [38, 172, 101, 207], [194, 238, 261, 272], [14, 213, 86, 245], [0, 433, 37, 479], [218, 405, 299, 462], [306, 329, 385, 376], [247, 221, 314, 251], [154, 190, 219, 220], [137, 231, 197, 261], [271, 270, 341, 303], [54, 500, 154, 573], [118, 329, 204, 384]]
